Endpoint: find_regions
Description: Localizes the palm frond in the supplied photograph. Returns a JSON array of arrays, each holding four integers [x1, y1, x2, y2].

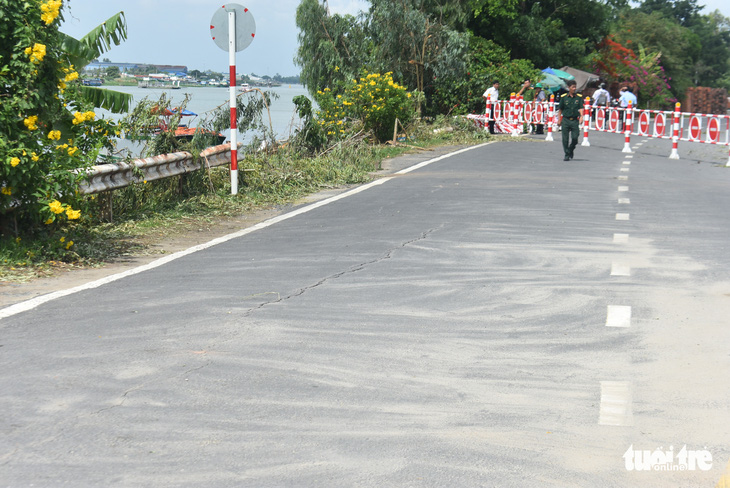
[[80, 12, 128, 59], [77, 85, 133, 113]]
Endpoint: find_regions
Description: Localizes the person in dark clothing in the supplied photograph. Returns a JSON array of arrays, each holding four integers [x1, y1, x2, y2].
[[557, 80, 584, 161]]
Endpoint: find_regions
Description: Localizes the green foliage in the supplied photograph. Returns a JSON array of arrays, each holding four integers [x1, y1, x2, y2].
[[291, 95, 327, 153], [313, 71, 416, 143], [0, 0, 122, 238], [295, 0, 369, 95], [468, 0, 611, 68], [432, 36, 542, 115], [613, 10, 696, 99], [367, 0, 469, 112]]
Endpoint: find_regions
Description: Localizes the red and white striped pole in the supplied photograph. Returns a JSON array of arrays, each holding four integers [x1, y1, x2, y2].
[[228, 11, 239, 195], [581, 96, 591, 147], [622, 101, 633, 153], [669, 102, 681, 159], [546, 94, 555, 142]]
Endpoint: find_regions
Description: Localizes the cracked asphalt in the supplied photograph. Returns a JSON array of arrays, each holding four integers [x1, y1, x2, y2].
[[1, 133, 730, 487]]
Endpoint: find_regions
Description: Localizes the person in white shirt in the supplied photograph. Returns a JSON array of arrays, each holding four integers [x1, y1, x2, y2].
[[592, 82, 611, 121], [482, 80, 499, 134], [618, 86, 638, 130]]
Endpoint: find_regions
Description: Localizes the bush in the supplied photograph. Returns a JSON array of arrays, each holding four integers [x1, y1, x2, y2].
[[314, 71, 416, 143], [0, 0, 120, 234]]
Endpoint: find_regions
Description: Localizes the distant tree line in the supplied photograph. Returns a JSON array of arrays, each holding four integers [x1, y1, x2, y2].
[[295, 0, 730, 112]]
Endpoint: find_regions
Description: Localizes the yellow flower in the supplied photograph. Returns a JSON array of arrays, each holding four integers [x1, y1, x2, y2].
[[66, 208, 81, 220], [10, 157, 20, 167], [40, 0, 62, 25], [58, 81, 66, 91], [48, 200, 64, 214], [26, 43, 46, 64], [66, 241, 74, 250], [72, 112, 85, 125], [45, 218, 54, 225], [1, 187, 12, 195], [24, 115, 39, 130], [31, 152, 39, 162], [64, 71, 79, 82], [67, 146, 79, 157], [59, 237, 65, 243], [48, 130, 61, 140]]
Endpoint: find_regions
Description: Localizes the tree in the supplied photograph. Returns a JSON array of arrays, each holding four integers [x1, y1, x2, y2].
[[468, 0, 611, 69], [613, 10, 696, 99], [105, 65, 120, 79], [367, 0, 469, 113], [295, 0, 368, 94]]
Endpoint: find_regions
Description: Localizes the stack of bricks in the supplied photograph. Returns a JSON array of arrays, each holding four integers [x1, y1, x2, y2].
[[684, 87, 729, 115]]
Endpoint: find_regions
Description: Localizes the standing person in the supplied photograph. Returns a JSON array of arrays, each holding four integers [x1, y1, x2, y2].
[[557, 79, 584, 161], [592, 83, 610, 121], [618, 86, 637, 130], [482, 80, 499, 134], [533, 84, 546, 134]]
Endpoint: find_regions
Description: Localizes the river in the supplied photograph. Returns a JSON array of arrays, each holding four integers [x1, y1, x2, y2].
[[99, 84, 311, 151]]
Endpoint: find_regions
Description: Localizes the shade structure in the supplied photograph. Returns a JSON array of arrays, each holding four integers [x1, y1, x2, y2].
[[539, 72, 567, 93], [560, 66, 600, 92], [542, 67, 575, 81]]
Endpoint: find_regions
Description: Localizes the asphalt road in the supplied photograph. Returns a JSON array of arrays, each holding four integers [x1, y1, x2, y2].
[[2, 132, 730, 487]]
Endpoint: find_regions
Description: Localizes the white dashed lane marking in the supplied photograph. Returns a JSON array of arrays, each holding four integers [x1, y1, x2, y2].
[[616, 213, 630, 220], [618, 186, 629, 192], [599, 381, 634, 426], [606, 305, 632, 328], [611, 263, 631, 276], [613, 233, 629, 243]]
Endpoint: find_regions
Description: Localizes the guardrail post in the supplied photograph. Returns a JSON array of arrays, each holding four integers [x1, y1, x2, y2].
[[670, 102, 681, 159], [545, 95, 554, 142], [581, 96, 591, 147]]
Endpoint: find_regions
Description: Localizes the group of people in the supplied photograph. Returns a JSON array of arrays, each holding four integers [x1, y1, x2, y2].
[[482, 79, 639, 161]]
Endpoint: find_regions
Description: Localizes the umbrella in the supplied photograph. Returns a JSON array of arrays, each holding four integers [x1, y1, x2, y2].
[[542, 67, 575, 81], [539, 73, 567, 93]]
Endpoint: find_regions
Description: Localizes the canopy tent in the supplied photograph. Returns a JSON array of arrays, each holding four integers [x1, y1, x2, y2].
[[542, 67, 575, 81], [560, 66, 600, 92], [538, 72, 568, 93]]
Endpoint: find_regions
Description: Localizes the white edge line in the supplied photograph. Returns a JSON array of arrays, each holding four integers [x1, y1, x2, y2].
[[0, 143, 493, 321]]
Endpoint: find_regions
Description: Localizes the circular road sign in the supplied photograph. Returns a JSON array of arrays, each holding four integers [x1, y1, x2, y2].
[[536, 103, 544, 122], [638, 112, 650, 135], [596, 108, 605, 129], [525, 102, 533, 123], [210, 4, 256, 52], [689, 116, 701, 140], [707, 117, 720, 142], [654, 112, 666, 136]]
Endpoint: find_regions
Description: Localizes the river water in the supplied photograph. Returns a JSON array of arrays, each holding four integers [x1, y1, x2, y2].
[[100, 84, 311, 151]]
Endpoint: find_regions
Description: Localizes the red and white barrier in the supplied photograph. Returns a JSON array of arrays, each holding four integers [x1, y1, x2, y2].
[[546, 95, 555, 142], [581, 97, 591, 147], [670, 103, 681, 159], [622, 101, 633, 153], [467, 93, 730, 165]]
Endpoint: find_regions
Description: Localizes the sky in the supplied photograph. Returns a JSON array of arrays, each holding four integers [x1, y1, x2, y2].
[[60, 0, 369, 77], [60, 0, 730, 77]]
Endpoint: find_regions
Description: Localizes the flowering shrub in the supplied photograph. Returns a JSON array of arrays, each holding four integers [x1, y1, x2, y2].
[[314, 71, 415, 143], [591, 35, 676, 109], [0, 0, 119, 233]]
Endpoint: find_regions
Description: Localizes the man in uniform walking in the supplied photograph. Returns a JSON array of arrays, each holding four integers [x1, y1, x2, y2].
[[557, 79, 584, 161]]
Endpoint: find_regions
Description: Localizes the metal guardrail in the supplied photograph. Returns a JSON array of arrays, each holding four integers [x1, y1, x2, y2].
[[78, 143, 242, 195]]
